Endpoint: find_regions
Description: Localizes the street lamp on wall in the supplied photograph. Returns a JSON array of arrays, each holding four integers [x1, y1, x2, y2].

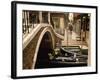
[[69, 13, 74, 22]]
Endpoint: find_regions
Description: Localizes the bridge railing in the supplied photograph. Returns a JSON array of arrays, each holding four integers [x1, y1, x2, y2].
[[23, 23, 53, 49]]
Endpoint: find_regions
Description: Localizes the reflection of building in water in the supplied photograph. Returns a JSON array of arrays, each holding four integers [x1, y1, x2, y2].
[[22, 10, 90, 69]]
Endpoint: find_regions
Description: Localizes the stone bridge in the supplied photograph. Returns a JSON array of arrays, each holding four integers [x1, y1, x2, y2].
[[23, 24, 64, 69]]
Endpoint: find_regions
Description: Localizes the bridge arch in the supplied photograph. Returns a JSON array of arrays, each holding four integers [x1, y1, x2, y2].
[[32, 26, 55, 68]]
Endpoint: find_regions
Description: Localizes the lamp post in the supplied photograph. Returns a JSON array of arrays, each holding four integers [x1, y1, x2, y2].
[[68, 13, 74, 46]]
